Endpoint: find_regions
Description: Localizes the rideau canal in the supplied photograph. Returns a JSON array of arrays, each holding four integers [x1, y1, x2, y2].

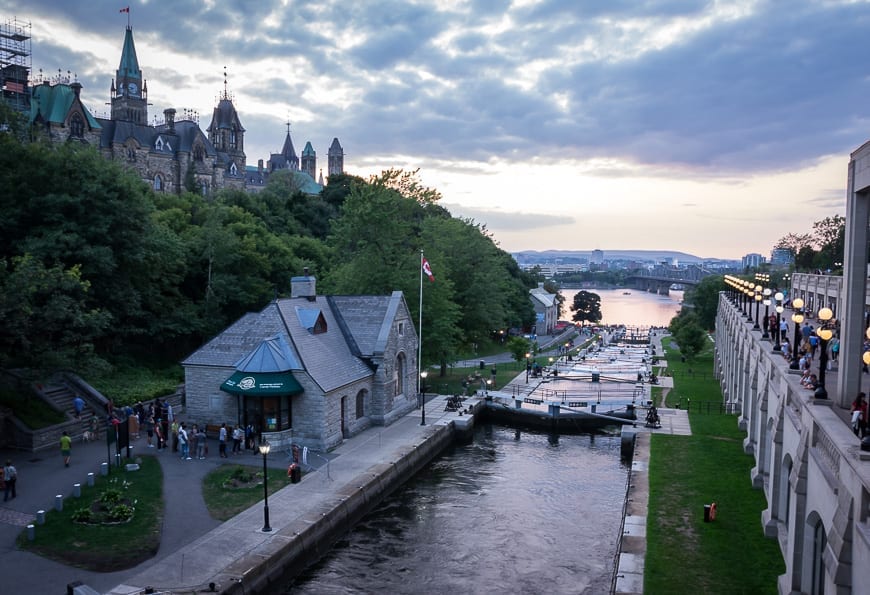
[[283, 289, 684, 594]]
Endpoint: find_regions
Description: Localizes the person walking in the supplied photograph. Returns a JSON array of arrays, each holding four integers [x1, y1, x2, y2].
[[73, 395, 85, 419], [60, 431, 72, 467], [232, 425, 243, 454], [3, 460, 16, 501]]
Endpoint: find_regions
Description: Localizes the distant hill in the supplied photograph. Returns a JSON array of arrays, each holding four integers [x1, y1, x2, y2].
[[513, 249, 709, 263]]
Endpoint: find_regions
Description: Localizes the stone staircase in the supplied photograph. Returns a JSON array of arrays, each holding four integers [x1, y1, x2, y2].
[[41, 382, 96, 435]]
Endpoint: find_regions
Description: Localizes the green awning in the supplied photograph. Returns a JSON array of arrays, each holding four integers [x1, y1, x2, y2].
[[220, 371, 303, 396]]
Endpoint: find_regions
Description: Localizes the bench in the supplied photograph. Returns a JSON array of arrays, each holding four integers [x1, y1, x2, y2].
[[205, 424, 223, 440]]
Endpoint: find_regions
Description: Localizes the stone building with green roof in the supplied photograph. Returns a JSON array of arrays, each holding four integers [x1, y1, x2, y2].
[[25, 23, 345, 196]]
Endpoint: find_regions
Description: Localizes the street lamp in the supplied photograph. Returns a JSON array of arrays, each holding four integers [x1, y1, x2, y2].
[[525, 352, 531, 383], [259, 441, 272, 532], [753, 285, 762, 330], [420, 370, 428, 426], [773, 292, 784, 352], [814, 307, 834, 399], [762, 288, 771, 340], [789, 298, 805, 370]]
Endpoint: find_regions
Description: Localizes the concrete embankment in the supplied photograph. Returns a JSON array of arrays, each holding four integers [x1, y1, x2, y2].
[[219, 422, 457, 594]]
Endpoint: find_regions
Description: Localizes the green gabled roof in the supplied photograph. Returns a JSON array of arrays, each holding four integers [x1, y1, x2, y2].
[[117, 26, 141, 81], [302, 141, 315, 156], [30, 84, 101, 129]]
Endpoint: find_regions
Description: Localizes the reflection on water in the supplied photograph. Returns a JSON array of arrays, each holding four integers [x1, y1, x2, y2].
[[561, 288, 684, 328], [284, 425, 628, 595]]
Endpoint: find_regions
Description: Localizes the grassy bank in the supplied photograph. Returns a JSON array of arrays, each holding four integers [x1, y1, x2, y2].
[[202, 464, 295, 521], [645, 337, 784, 593]]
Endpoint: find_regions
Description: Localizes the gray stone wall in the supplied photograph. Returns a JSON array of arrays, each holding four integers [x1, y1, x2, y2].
[[184, 365, 239, 426]]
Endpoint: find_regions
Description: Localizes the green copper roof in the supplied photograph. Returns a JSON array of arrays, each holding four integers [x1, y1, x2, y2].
[[117, 26, 141, 81], [30, 84, 101, 129], [302, 141, 315, 156]]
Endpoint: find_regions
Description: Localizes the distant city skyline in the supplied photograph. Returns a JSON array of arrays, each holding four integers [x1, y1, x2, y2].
[[4, 1, 863, 258]]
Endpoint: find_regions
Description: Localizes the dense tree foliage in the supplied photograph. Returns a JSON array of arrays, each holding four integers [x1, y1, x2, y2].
[[668, 310, 707, 361], [570, 290, 603, 324], [682, 275, 727, 330], [773, 215, 844, 272], [0, 134, 535, 376]]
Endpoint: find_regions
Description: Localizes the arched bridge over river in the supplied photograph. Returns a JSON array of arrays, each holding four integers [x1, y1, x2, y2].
[[628, 265, 714, 295]]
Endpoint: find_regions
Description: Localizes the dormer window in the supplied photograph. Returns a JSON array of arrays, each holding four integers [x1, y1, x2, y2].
[[155, 137, 163, 151], [229, 162, 238, 176]]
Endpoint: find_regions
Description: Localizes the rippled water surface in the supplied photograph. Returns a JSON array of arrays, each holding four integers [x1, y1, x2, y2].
[[284, 424, 629, 595], [562, 288, 684, 328]]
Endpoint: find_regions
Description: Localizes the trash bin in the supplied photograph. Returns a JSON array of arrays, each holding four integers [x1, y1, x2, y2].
[[291, 464, 301, 483], [480, 360, 485, 370], [703, 504, 711, 522]]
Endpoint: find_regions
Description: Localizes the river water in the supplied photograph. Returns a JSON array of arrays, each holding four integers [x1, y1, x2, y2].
[[561, 288, 684, 328], [285, 425, 627, 595], [283, 290, 673, 594]]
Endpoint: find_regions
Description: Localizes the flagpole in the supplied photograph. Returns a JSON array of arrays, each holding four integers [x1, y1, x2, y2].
[[418, 249, 424, 400]]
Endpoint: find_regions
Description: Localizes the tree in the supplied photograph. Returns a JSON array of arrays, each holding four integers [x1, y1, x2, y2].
[[507, 336, 533, 364], [669, 311, 707, 361], [570, 290, 602, 324], [812, 215, 845, 270], [774, 232, 813, 255], [683, 275, 726, 330]]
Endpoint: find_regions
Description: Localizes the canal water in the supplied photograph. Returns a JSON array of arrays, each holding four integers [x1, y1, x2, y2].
[[283, 290, 670, 594], [284, 425, 628, 594]]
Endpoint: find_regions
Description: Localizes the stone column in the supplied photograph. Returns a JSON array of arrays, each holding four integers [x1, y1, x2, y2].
[[837, 144, 870, 408]]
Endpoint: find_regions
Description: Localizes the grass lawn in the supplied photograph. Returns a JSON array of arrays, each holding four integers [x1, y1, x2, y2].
[[18, 455, 163, 571], [201, 464, 295, 521], [645, 337, 784, 594]]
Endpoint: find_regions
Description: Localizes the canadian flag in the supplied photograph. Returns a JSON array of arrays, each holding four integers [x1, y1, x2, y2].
[[422, 257, 435, 282], [120, 6, 130, 13]]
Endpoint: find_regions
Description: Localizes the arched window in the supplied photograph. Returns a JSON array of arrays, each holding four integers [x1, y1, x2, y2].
[[70, 113, 84, 138], [395, 352, 406, 396], [229, 162, 237, 176], [201, 181, 208, 196], [153, 175, 163, 191], [230, 130, 237, 149], [194, 144, 204, 162], [355, 390, 366, 419]]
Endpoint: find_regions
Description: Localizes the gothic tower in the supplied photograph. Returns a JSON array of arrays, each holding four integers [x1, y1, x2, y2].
[[327, 137, 344, 177], [280, 123, 299, 170], [207, 74, 246, 175], [110, 26, 147, 123], [301, 141, 316, 180]]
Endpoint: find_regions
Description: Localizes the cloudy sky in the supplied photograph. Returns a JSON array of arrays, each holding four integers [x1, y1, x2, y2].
[[5, 0, 869, 259]]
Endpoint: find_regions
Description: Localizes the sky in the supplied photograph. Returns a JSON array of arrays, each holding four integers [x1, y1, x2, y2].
[[4, 0, 869, 259]]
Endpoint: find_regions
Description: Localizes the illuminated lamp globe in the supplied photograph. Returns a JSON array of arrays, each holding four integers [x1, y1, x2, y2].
[[818, 307, 833, 322], [792, 312, 804, 324], [792, 298, 805, 310], [864, 351, 870, 366], [817, 328, 834, 341], [775, 292, 784, 301]]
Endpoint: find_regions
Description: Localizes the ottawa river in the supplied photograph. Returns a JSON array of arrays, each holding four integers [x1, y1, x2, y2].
[[282, 290, 684, 595]]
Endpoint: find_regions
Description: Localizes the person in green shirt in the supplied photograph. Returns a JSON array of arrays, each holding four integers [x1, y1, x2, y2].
[[60, 431, 72, 467]]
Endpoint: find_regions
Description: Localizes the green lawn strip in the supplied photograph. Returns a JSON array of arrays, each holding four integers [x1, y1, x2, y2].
[[18, 455, 163, 571], [645, 337, 784, 594], [201, 464, 295, 521]]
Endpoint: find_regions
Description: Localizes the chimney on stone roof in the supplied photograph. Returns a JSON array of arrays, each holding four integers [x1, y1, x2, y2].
[[291, 268, 316, 301], [164, 108, 176, 133]]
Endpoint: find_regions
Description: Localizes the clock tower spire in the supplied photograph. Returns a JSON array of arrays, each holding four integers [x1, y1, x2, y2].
[[110, 26, 147, 123]]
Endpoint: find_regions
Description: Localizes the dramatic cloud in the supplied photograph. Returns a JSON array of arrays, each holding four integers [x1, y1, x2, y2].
[[4, 0, 866, 257]]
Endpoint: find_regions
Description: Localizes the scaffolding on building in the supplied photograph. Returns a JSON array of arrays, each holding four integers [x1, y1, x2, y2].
[[0, 17, 31, 114]]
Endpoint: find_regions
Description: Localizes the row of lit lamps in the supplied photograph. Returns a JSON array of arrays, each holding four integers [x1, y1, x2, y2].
[[724, 275, 841, 399]]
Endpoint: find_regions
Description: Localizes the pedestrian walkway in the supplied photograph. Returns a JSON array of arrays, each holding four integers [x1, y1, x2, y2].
[[0, 395, 461, 594]]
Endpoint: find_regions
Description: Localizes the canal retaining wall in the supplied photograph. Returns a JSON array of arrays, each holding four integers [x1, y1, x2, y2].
[[217, 420, 458, 594]]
